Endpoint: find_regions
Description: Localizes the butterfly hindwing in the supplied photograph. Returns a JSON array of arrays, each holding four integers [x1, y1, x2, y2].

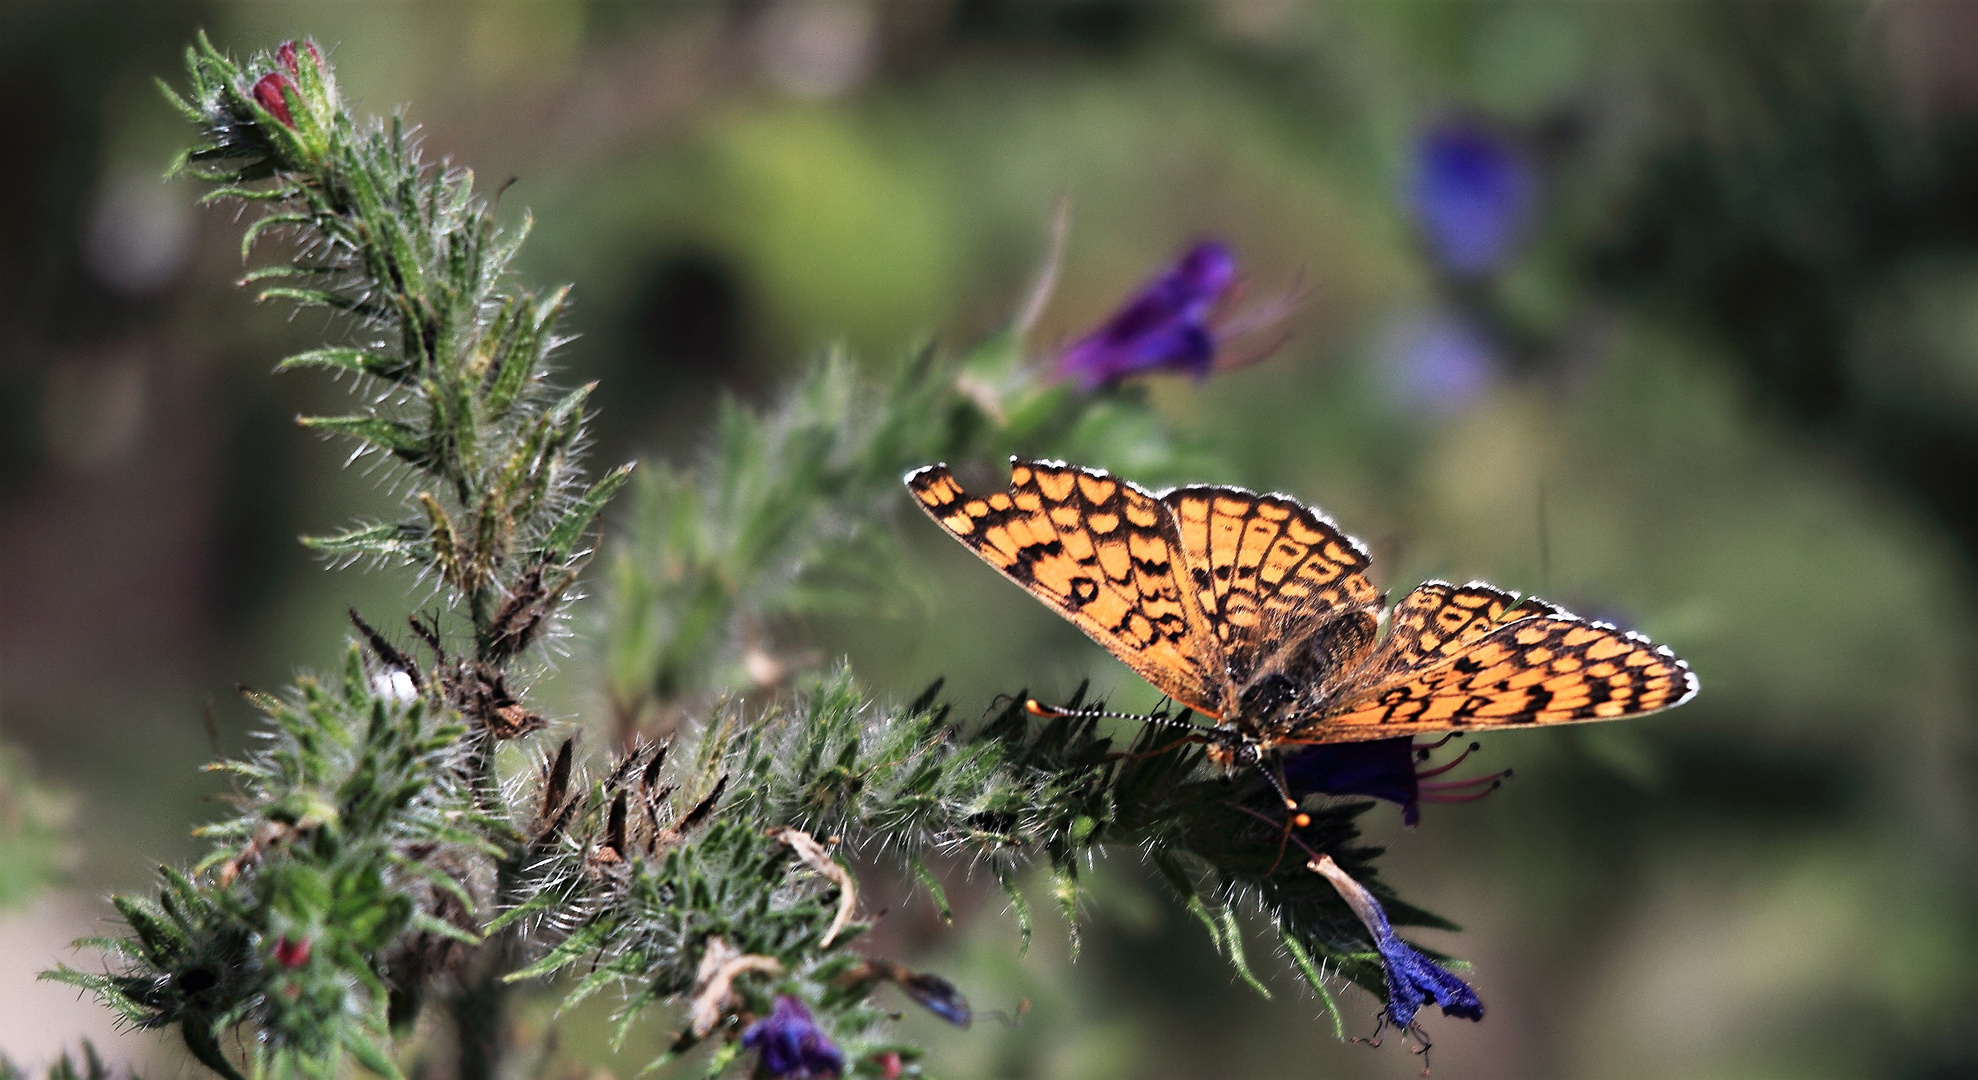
[[1297, 611, 1699, 741], [1161, 484, 1380, 685], [1359, 580, 1523, 680], [906, 460, 1224, 716]]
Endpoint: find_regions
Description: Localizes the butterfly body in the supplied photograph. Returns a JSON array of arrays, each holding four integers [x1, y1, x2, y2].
[[907, 459, 1696, 770]]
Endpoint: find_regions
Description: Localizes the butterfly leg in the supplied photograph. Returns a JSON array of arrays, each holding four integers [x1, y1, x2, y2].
[[1259, 757, 1311, 873], [1232, 802, 1321, 876]]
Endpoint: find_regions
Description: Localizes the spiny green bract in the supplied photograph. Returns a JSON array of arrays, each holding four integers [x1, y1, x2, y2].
[[45, 644, 496, 1080], [493, 668, 1448, 1068], [603, 350, 963, 717]]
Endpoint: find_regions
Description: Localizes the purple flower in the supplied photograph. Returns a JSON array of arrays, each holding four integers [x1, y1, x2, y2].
[[1309, 855, 1484, 1030], [898, 971, 971, 1026], [741, 995, 844, 1079], [1283, 735, 1510, 826], [1406, 120, 1536, 276], [1380, 309, 1498, 415], [1054, 241, 1240, 388]]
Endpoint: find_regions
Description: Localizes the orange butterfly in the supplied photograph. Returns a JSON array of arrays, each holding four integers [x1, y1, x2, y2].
[[906, 458, 1697, 769]]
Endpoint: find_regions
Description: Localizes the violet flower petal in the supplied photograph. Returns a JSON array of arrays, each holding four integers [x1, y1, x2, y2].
[[899, 971, 971, 1027], [1055, 241, 1238, 388], [1309, 855, 1484, 1029], [1407, 121, 1535, 276], [741, 995, 845, 1078], [1281, 736, 1422, 824], [1382, 310, 1499, 416]]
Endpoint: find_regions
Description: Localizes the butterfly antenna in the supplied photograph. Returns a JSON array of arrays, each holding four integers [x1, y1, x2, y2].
[[1024, 698, 1204, 734], [1262, 758, 1317, 876], [1266, 758, 1301, 811]]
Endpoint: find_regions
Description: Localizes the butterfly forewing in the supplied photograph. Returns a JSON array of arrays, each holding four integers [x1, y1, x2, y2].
[[906, 460, 1225, 717], [1293, 613, 1699, 742], [907, 458, 1698, 751], [1161, 484, 1380, 685]]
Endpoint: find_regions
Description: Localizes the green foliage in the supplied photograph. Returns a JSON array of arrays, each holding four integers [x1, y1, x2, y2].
[[0, 740, 67, 910], [604, 350, 961, 716], [498, 665, 1446, 1071], [169, 33, 622, 654], [0, 1045, 136, 1080], [602, 307, 1213, 727], [44, 649, 497, 1080], [55, 35, 629, 1080]]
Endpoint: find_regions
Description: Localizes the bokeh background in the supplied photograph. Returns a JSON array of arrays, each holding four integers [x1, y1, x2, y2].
[[5, 2, 1978, 1078]]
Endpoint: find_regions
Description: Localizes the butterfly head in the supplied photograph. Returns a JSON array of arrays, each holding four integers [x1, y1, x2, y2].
[[1203, 728, 1266, 770]]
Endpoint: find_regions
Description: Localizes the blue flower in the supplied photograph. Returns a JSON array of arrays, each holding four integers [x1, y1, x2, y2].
[[741, 995, 845, 1079], [1054, 241, 1240, 388], [1309, 855, 1484, 1030], [1284, 737, 1422, 823], [898, 971, 971, 1027], [1381, 310, 1499, 415], [1283, 735, 1510, 826], [1406, 120, 1536, 276]]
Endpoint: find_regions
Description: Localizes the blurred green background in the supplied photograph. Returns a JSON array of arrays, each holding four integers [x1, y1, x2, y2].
[[4, 2, 1978, 1078]]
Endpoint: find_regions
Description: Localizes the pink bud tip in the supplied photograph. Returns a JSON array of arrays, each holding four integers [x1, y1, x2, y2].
[[275, 40, 321, 76]]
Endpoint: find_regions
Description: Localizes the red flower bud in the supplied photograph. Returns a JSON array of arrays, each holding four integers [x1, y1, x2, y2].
[[874, 1052, 902, 1080], [272, 934, 311, 969], [251, 72, 295, 127], [275, 40, 322, 76]]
